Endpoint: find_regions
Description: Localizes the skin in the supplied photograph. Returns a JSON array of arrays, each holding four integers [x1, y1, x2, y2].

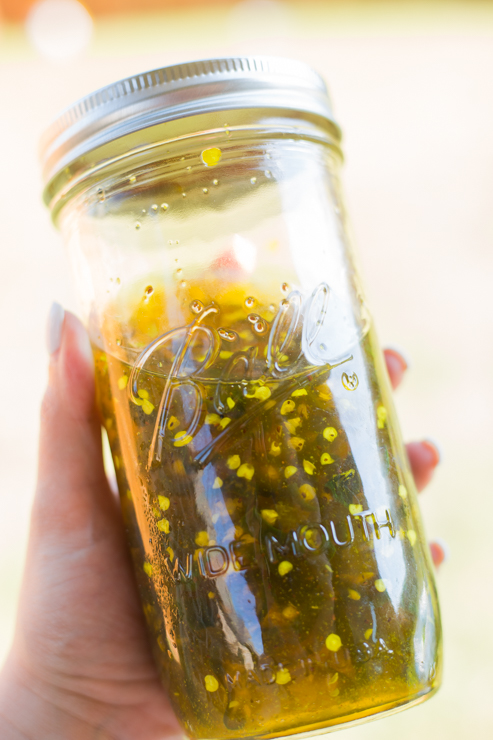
[[0, 313, 443, 740]]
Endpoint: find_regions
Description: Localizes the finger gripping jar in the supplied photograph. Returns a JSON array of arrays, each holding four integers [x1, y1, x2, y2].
[[41, 57, 442, 739]]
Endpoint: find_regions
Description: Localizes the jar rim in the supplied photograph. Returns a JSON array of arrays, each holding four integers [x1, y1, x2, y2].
[[40, 56, 340, 203]]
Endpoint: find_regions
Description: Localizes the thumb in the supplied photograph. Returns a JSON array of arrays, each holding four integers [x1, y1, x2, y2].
[[33, 303, 116, 546]]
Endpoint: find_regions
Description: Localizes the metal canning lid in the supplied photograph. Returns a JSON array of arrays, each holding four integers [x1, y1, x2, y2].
[[40, 56, 340, 210]]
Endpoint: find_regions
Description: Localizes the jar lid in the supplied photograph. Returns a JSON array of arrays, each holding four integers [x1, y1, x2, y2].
[[40, 56, 340, 210]]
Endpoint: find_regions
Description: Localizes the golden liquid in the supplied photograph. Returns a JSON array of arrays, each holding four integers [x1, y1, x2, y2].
[[95, 281, 440, 739]]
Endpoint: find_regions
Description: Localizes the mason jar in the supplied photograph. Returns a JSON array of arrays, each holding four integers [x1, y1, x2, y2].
[[40, 56, 442, 739]]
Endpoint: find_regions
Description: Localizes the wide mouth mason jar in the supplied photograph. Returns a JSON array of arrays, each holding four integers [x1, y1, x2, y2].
[[40, 57, 442, 739]]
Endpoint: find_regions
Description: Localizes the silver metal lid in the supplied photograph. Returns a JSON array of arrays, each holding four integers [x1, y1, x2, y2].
[[40, 56, 340, 208]]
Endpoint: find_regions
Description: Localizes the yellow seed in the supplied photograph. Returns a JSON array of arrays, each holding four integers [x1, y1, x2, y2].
[[219, 417, 231, 429], [397, 527, 406, 540], [348, 589, 361, 601], [158, 495, 170, 511], [173, 432, 193, 447], [323, 426, 338, 442], [289, 436, 305, 451], [126, 489, 132, 500], [407, 529, 417, 546], [142, 399, 155, 415], [205, 413, 221, 425], [143, 562, 153, 577], [327, 672, 339, 685], [275, 668, 291, 685], [254, 386, 271, 400], [375, 579, 386, 592], [137, 389, 149, 399], [281, 399, 296, 415], [269, 441, 281, 456], [195, 531, 209, 547], [237, 463, 255, 480], [329, 688, 340, 697], [321, 452, 334, 465], [132, 397, 143, 407], [349, 504, 363, 515], [291, 388, 308, 397], [208, 591, 215, 599], [220, 350, 233, 359], [325, 633, 342, 652], [226, 397, 235, 409], [167, 416, 180, 430], [166, 546, 174, 561], [282, 604, 299, 619], [213, 477, 223, 489], [364, 628, 373, 640], [261, 509, 279, 525], [398, 484, 408, 499], [278, 561, 293, 576], [204, 674, 219, 692], [377, 405, 387, 429], [284, 417, 301, 434], [303, 460, 315, 475], [118, 375, 128, 390], [227, 455, 241, 470], [201, 147, 222, 167], [285, 466, 297, 479], [153, 507, 161, 519], [299, 483, 316, 501], [228, 700, 239, 708], [157, 518, 170, 533]]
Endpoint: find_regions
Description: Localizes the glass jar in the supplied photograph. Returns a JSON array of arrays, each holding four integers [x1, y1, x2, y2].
[[41, 57, 442, 739]]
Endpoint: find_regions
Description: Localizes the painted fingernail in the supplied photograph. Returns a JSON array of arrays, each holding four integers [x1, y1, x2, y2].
[[430, 538, 449, 568], [46, 302, 65, 355], [423, 437, 442, 466], [385, 345, 411, 370]]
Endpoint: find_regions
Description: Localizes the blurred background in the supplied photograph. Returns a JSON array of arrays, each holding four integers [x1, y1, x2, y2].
[[1, 1, 492, 738]]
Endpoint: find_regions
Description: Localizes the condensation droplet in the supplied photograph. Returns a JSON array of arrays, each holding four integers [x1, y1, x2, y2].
[[182, 192, 187, 197], [281, 282, 289, 294], [116, 338, 122, 346], [176, 268, 183, 277], [203, 188, 209, 194], [135, 222, 141, 230], [218, 328, 238, 343], [212, 179, 219, 185], [247, 313, 260, 324], [180, 280, 187, 288], [161, 203, 169, 211], [245, 296, 256, 309], [250, 177, 257, 185], [151, 204, 158, 212], [190, 300, 204, 314], [145, 285, 154, 296]]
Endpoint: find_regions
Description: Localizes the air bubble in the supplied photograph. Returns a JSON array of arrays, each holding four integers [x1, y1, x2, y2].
[[186, 166, 192, 171], [161, 203, 169, 211], [218, 328, 238, 343], [151, 204, 158, 212], [182, 192, 187, 197], [281, 282, 289, 294], [212, 179, 219, 186], [245, 296, 256, 309], [142, 209, 147, 214], [264, 170, 272, 178], [203, 188, 209, 194], [247, 313, 260, 324], [129, 175, 137, 183], [116, 338, 122, 346], [176, 268, 183, 277], [135, 222, 141, 230], [254, 320, 267, 334], [180, 281, 187, 289], [190, 300, 204, 314], [97, 188, 105, 202], [269, 304, 275, 312], [250, 177, 257, 185], [145, 285, 154, 296]]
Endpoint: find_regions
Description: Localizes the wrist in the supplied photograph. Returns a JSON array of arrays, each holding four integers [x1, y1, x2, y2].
[[0, 652, 102, 740]]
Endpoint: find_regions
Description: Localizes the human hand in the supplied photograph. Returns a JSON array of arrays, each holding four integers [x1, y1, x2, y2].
[[0, 308, 445, 739]]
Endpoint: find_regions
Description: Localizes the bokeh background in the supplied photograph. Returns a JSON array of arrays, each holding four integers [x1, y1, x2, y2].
[[1, 1, 492, 738]]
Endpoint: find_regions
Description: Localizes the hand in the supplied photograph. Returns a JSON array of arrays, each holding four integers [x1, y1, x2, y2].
[[0, 309, 445, 739]]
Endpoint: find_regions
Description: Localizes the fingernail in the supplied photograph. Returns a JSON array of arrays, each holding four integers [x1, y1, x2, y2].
[[430, 538, 449, 568], [423, 437, 442, 465], [46, 302, 65, 355], [385, 345, 412, 370]]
